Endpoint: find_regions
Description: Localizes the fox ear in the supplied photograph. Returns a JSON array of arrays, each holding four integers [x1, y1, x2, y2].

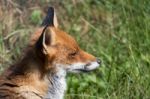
[[42, 7, 58, 28], [35, 26, 55, 55], [54, 10, 58, 28]]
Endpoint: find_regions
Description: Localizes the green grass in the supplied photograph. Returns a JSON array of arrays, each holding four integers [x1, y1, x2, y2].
[[0, 0, 150, 99]]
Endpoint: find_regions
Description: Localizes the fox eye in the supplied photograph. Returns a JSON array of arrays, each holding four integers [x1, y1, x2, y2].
[[69, 51, 78, 57]]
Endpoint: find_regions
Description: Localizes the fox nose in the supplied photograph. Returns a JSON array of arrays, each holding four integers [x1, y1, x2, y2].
[[96, 58, 101, 64]]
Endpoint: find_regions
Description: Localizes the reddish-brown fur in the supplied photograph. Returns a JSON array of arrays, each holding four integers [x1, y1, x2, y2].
[[0, 26, 97, 98]]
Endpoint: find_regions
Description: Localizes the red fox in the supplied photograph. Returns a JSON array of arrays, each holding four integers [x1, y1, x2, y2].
[[0, 7, 101, 99]]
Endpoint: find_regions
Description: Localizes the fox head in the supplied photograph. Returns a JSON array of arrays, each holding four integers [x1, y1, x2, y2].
[[32, 7, 101, 74]]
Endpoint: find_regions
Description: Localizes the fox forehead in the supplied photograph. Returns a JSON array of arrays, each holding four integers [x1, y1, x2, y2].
[[30, 27, 79, 50], [52, 28, 79, 49]]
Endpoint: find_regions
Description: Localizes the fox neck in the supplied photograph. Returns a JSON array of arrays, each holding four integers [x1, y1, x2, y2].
[[45, 68, 67, 99], [7, 49, 67, 99], [18, 58, 67, 99]]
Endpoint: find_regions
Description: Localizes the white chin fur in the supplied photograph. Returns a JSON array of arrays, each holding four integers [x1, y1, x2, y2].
[[85, 62, 99, 70]]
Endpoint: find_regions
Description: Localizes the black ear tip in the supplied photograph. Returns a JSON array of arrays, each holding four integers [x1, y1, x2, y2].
[[41, 7, 55, 26], [48, 7, 54, 13]]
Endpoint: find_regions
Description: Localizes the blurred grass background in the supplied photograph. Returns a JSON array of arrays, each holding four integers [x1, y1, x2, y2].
[[0, 0, 150, 99]]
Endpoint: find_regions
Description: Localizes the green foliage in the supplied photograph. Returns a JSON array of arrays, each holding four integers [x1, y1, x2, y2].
[[0, 0, 150, 99], [30, 10, 42, 25]]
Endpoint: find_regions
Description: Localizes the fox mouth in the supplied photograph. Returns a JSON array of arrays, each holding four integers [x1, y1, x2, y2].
[[73, 69, 91, 72], [67, 61, 100, 73]]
